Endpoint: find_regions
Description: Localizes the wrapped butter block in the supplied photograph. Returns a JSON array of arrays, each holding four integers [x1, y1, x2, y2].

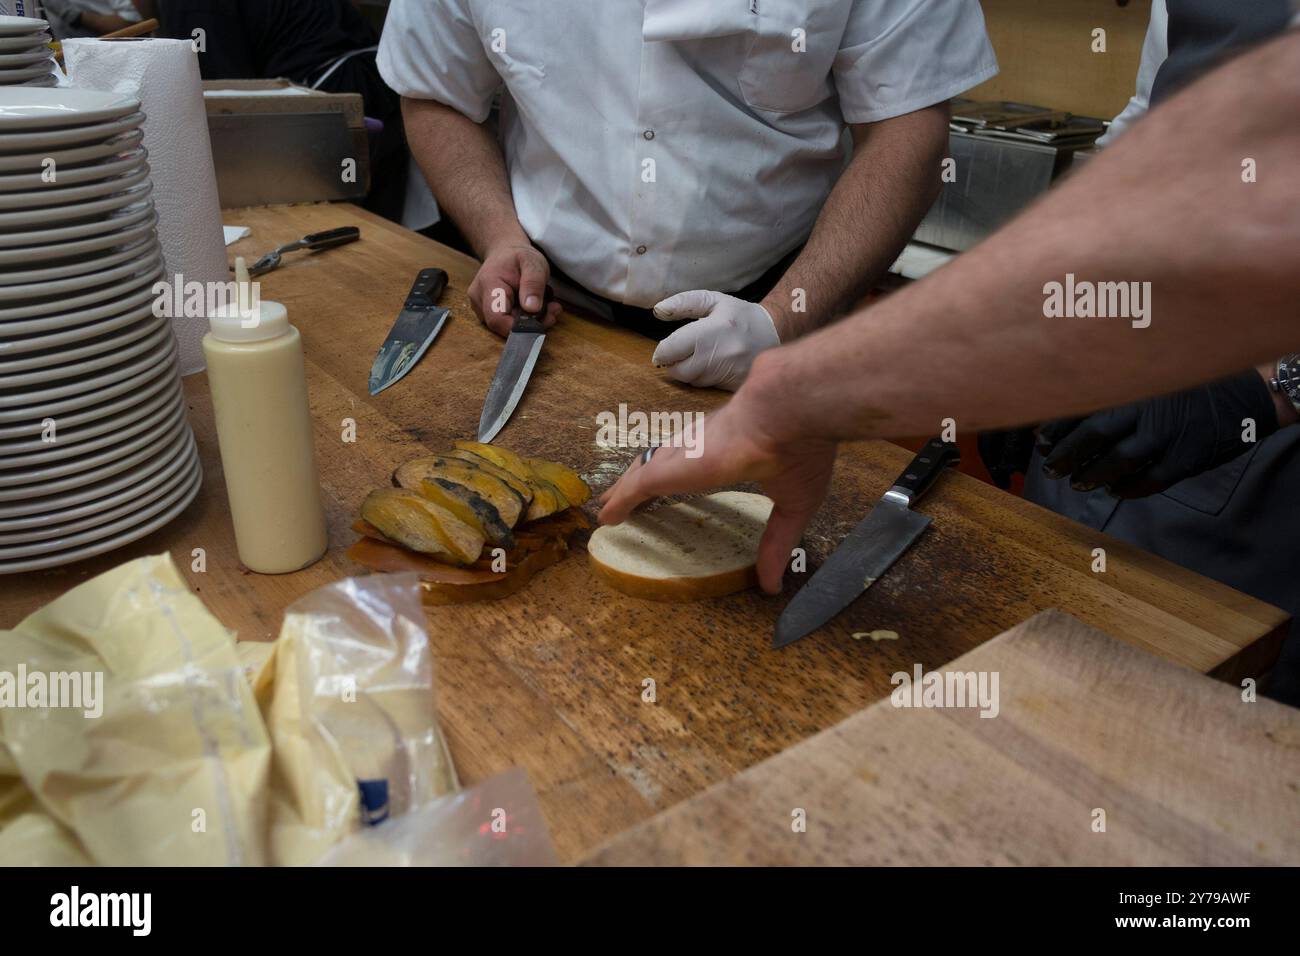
[[0, 556, 466, 866], [0, 554, 271, 866]]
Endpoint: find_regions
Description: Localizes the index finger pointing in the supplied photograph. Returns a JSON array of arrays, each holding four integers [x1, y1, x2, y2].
[[598, 442, 721, 525]]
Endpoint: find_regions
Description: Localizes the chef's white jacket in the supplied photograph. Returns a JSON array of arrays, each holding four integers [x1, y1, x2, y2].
[[379, 0, 997, 307], [1098, 0, 1168, 145]]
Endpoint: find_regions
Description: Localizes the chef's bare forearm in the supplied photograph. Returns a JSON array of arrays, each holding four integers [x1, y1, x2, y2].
[[746, 31, 1300, 443], [760, 104, 949, 340], [80, 12, 134, 33], [401, 97, 530, 257]]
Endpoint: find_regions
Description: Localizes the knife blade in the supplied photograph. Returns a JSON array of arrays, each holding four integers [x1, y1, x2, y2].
[[773, 438, 960, 649], [476, 309, 547, 443], [368, 268, 450, 396]]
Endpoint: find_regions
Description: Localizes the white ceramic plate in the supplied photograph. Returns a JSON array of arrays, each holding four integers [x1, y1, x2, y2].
[[0, 180, 148, 232], [0, 394, 186, 492], [0, 61, 52, 83], [0, 299, 156, 361], [0, 286, 164, 347], [0, 248, 161, 305], [0, 129, 144, 174], [0, 416, 193, 527], [0, 355, 173, 438], [0, 197, 151, 248], [0, 371, 181, 467], [0, 369, 182, 468], [0, 312, 170, 390], [0, 456, 201, 573], [0, 219, 155, 273], [13, 74, 57, 89], [0, 110, 143, 154], [0, 453, 201, 565], [0, 259, 160, 325], [0, 437, 196, 543], [0, 307, 166, 374], [0, 361, 176, 451], [0, 146, 146, 192], [0, 16, 46, 37], [0, 216, 155, 269], [0, 236, 158, 290], [0, 263, 163, 330], [3, 454, 202, 558], [0, 254, 160, 317], [0, 331, 174, 423], [0, 47, 49, 67], [0, 331, 175, 410], [0, 416, 187, 515], [0, 232, 156, 284], [0, 34, 48, 52], [0, 87, 138, 129], [0, 432, 196, 540], [0, 163, 148, 211]]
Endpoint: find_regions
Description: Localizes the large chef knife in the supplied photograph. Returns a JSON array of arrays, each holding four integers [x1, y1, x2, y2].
[[773, 438, 959, 649], [477, 308, 547, 443], [368, 268, 450, 396]]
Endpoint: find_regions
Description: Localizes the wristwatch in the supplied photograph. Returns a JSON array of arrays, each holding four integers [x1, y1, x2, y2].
[[1269, 354, 1300, 414]]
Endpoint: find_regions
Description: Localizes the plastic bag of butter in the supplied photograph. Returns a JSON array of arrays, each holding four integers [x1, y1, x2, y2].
[[0, 555, 490, 866], [0, 554, 270, 865], [260, 571, 459, 864]]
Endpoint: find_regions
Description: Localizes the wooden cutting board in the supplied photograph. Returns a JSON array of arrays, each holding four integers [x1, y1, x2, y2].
[[584, 609, 1300, 866], [0, 204, 1288, 863]]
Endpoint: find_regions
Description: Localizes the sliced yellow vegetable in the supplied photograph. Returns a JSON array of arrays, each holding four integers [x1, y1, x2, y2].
[[452, 441, 577, 520], [443, 448, 535, 504], [523, 478, 568, 522], [451, 441, 536, 486], [360, 488, 485, 565], [419, 477, 515, 548], [525, 457, 591, 506], [394, 456, 526, 529]]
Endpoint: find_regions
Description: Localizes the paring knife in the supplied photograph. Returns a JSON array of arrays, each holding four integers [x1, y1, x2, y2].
[[476, 307, 548, 443], [773, 438, 960, 649], [368, 268, 451, 396]]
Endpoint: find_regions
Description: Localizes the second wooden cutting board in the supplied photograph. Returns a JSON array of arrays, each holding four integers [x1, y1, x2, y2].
[[585, 609, 1300, 866]]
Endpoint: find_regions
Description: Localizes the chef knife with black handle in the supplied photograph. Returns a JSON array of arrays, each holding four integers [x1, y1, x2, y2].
[[476, 306, 549, 443], [368, 268, 451, 395], [773, 438, 960, 649]]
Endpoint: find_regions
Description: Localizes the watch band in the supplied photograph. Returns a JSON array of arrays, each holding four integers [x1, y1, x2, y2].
[[1270, 354, 1300, 414]]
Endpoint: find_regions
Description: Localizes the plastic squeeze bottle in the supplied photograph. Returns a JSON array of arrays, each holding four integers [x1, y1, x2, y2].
[[203, 258, 328, 573]]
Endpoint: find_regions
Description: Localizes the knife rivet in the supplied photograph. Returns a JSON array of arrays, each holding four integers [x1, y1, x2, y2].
[[636, 245, 648, 255], [906, 473, 917, 480], [643, 129, 655, 140]]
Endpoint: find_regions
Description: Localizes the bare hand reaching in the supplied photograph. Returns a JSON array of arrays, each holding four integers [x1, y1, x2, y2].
[[599, 379, 837, 594]]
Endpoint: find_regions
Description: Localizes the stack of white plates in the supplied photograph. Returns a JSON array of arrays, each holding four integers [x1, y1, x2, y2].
[[0, 88, 201, 574], [0, 15, 57, 89]]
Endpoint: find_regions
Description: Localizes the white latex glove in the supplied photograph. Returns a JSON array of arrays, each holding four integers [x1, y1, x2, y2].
[[651, 290, 781, 391]]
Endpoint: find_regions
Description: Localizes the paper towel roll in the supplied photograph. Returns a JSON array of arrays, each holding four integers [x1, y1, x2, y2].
[[63, 38, 225, 376]]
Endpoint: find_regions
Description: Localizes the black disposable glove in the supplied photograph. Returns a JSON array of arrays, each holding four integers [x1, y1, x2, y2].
[[978, 428, 1037, 489], [1037, 371, 1279, 499]]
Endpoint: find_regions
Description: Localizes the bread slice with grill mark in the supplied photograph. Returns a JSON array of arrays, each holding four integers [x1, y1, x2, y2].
[[587, 492, 773, 602]]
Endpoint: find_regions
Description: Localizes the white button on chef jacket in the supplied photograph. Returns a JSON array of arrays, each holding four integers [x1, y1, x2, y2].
[[379, 0, 998, 308]]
